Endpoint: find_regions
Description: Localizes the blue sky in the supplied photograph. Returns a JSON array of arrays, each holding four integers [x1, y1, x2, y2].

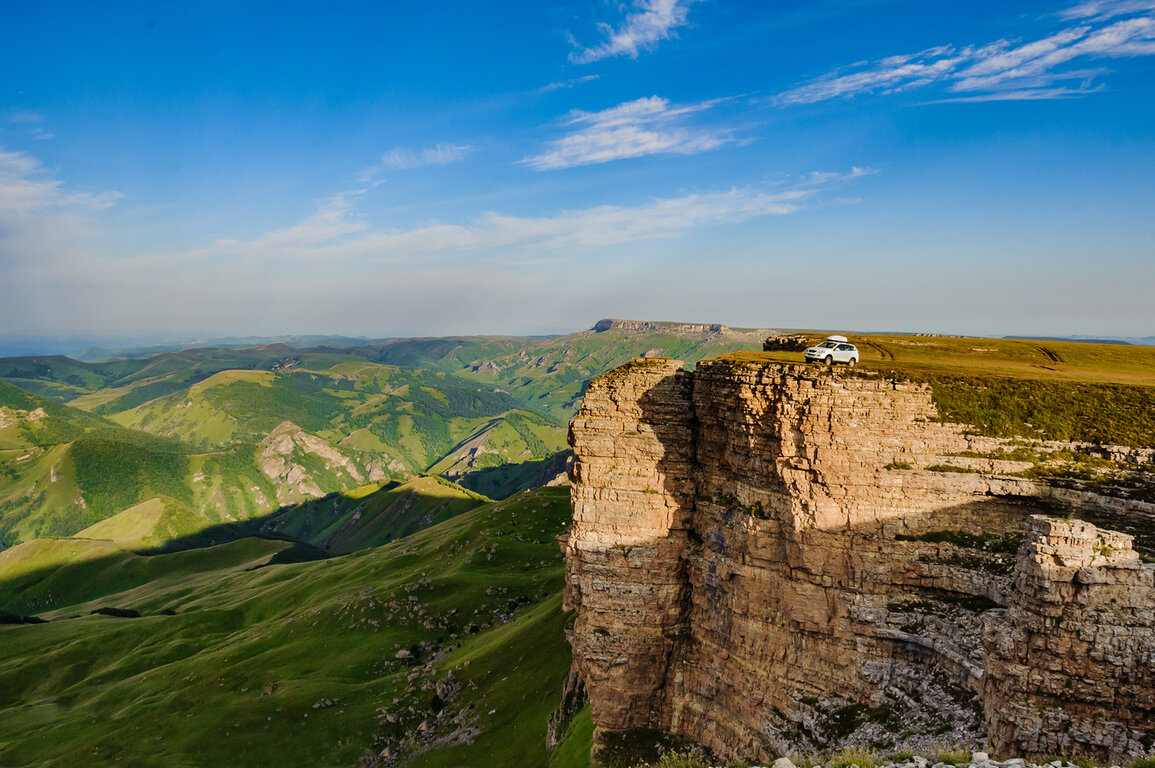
[[2, 0, 1153, 339]]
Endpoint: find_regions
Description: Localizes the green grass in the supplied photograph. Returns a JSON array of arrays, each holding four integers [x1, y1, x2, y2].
[[894, 529, 1023, 553], [929, 746, 973, 765], [722, 335, 1155, 448], [1126, 753, 1155, 768], [0, 486, 577, 768], [260, 475, 490, 555], [76, 495, 206, 547], [0, 325, 769, 546], [829, 746, 878, 768], [550, 705, 594, 768]]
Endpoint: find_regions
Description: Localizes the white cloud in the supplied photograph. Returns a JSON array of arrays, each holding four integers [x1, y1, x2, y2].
[[775, 5, 1155, 104], [1060, 0, 1155, 20], [357, 142, 472, 182], [70, 166, 870, 285], [0, 145, 875, 335], [380, 143, 472, 171], [0, 148, 120, 216], [570, 0, 699, 64], [0, 148, 121, 276], [798, 166, 878, 186], [776, 47, 969, 105], [924, 85, 1104, 103], [523, 95, 731, 170], [157, 183, 814, 268], [5, 111, 43, 125], [538, 74, 602, 93]]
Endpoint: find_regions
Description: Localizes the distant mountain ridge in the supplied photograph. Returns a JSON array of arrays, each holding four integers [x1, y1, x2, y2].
[[0, 320, 771, 546]]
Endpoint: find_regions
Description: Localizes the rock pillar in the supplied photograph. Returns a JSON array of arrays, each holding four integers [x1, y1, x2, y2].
[[563, 359, 696, 740], [982, 516, 1155, 762]]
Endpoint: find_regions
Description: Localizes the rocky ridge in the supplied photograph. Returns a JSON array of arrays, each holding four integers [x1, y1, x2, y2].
[[725, 754, 1139, 768], [564, 358, 1155, 765]]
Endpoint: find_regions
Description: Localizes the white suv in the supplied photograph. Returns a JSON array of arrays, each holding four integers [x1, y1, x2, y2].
[[804, 335, 859, 366]]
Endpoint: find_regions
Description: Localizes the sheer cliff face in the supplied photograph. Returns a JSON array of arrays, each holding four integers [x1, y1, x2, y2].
[[564, 358, 1155, 764], [565, 360, 695, 733]]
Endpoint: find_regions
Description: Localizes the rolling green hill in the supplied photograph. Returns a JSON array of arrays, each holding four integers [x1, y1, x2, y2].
[[10, 321, 1149, 550], [0, 485, 590, 768], [0, 415, 368, 547], [3, 322, 1155, 767], [0, 356, 569, 545], [257, 475, 492, 556]]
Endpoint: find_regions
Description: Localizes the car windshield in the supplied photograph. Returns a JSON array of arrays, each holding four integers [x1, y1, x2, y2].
[[817, 341, 836, 348]]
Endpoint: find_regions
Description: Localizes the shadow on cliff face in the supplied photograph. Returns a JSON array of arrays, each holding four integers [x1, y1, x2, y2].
[[564, 359, 701, 761], [671, 493, 1054, 757], [568, 358, 1155, 765], [574, 469, 1153, 764]]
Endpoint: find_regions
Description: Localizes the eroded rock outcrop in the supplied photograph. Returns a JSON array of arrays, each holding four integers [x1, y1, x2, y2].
[[982, 517, 1155, 759], [260, 421, 364, 502], [564, 358, 1155, 764]]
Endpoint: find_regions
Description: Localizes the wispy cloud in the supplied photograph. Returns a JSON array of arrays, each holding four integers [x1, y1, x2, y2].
[[2, 159, 874, 335], [0, 148, 121, 275], [776, 4, 1155, 104], [523, 96, 732, 170], [1060, 0, 1155, 20], [98, 166, 871, 277], [380, 143, 472, 170], [538, 74, 602, 93], [798, 166, 878, 186], [570, 0, 699, 64], [166, 185, 811, 265], [5, 111, 43, 125], [0, 148, 120, 216], [356, 142, 472, 183], [5, 112, 55, 141]]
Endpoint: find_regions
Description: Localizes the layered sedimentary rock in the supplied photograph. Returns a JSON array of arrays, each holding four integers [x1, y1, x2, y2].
[[592, 318, 730, 335], [565, 359, 695, 734], [564, 358, 1155, 764], [982, 518, 1155, 759]]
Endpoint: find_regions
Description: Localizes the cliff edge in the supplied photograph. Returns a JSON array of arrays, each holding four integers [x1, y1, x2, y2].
[[564, 357, 1155, 764]]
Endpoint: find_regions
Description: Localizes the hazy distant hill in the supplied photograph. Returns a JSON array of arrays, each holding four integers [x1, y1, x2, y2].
[[0, 320, 772, 546]]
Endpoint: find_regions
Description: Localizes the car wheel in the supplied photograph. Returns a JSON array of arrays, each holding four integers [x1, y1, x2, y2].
[[848, 357, 857, 367], [824, 355, 833, 365]]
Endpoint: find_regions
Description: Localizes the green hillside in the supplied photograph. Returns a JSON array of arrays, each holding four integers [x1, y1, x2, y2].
[[77, 496, 210, 548], [0, 356, 565, 545], [734, 334, 1155, 447], [108, 360, 546, 472], [6, 324, 1154, 549], [0, 420, 368, 546], [258, 475, 491, 555], [0, 321, 770, 541], [0, 486, 589, 768]]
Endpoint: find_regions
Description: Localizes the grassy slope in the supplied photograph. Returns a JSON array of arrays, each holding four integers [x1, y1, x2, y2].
[[745, 334, 1155, 386], [0, 326, 766, 538], [0, 486, 586, 768], [259, 475, 491, 555], [76, 495, 208, 547], [0, 381, 200, 544], [107, 360, 547, 476], [728, 335, 1155, 447], [427, 411, 567, 473]]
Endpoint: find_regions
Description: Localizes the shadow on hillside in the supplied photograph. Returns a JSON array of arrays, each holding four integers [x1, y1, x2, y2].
[[134, 480, 408, 561], [454, 450, 572, 500], [0, 482, 433, 616]]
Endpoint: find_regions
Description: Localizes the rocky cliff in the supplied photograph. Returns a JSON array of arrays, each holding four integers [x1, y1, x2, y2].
[[564, 358, 1155, 764]]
